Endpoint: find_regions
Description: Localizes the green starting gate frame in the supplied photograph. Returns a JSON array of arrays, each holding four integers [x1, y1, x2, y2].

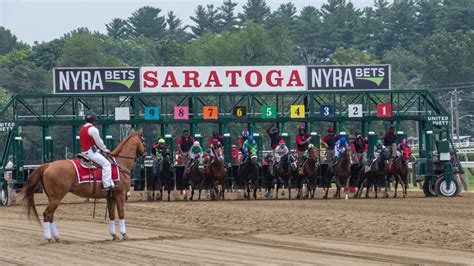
[[0, 89, 457, 197]]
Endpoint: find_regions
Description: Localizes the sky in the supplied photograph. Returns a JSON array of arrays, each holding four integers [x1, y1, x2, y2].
[[1, 0, 377, 45]]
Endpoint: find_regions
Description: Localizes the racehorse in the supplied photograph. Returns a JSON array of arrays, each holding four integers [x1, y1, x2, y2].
[[238, 154, 259, 200], [334, 149, 352, 199], [23, 128, 146, 242], [302, 147, 319, 199], [158, 151, 174, 201], [389, 152, 410, 198], [355, 151, 389, 198], [276, 153, 297, 199], [263, 155, 281, 199], [207, 147, 227, 200], [184, 155, 206, 201]]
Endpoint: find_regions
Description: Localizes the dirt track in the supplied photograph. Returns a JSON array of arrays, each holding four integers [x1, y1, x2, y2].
[[0, 190, 473, 265]]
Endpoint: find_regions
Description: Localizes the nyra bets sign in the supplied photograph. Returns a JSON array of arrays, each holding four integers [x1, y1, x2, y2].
[[141, 66, 306, 92], [307, 65, 390, 90], [54, 68, 140, 93]]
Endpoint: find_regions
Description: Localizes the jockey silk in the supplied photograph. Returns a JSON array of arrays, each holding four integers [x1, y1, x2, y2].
[[80, 124, 96, 152]]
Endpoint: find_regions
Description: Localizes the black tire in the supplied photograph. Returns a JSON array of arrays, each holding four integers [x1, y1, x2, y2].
[[1, 187, 8, 206], [434, 177, 461, 197], [422, 179, 436, 197]]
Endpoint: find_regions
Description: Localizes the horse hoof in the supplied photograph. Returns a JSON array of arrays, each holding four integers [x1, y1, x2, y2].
[[54, 238, 60, 243], [122, 234, 129, 241], [322, 196, 328, 199], [112, 234, 120, 241], [46, 238, 53, 243]]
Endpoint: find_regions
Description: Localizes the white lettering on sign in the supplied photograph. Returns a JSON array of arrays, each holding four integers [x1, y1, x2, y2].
[[427, 116, 449, 126], [0, 122, 15, 132], [141, 66, 307, 92], [311, 68, 354, 88], [58, 71, 104, 91]]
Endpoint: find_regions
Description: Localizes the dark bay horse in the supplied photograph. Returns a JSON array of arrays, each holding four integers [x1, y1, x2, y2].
[[238, 154, 259, 200], [207, 147, 227, 200], [302, 147, 319, 199], [277, 153, 297, 199], [23, 129, 146, 242], [184, 156, 206, 201], [355, 152, 389, 198], [158, 152, 174, 201], [389, 154, 410, 198], [334, 149, 352, 199]]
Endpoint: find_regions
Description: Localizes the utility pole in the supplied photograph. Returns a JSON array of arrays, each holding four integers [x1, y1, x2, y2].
[[450, 91, 454, 138], [454, 88, 460, 141]]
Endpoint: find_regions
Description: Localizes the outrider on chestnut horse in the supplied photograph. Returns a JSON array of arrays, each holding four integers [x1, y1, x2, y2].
[[23, 129, 146, 242]]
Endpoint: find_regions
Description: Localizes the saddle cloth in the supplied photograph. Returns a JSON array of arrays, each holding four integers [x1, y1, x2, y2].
[[70, 159, 120, 184]]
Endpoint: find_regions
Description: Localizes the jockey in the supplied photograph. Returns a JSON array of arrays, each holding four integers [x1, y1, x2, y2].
[[187, 141, 203, 167], [322, 127, 339, 162], [208, 131, 224, 147], [274, 139, 289, 164], [177, 129, 194, 154], [382, 125, 397, 158], [151, 138, 167, 174], [231, 144, 240, 166], [295, 125, 311, 159], [267, 123, 281, 151], [80, 110, 113, 191], [209, 138, 224, 163], [243, 135, 258, 158], [366, 140, 388, 171], [396, 139, 411, 159], [334, 137, 350, 162], [352, 133, 368, 164], [238, 129, 250, 148]]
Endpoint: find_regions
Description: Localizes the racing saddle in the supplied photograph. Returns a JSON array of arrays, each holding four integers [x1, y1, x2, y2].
[[76, 153, 117, 169]]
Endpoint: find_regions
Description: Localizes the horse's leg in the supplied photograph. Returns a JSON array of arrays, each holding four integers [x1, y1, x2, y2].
[[333, 177, 340, 199], [394, 177, 399, 198], [190, 184, 194, 201], [43, 188, 68, 243], [403, 175, 408, 198], [383, 174, 389, 198], [107, 197, 120, 240], [345, 175, 351, 199], [115, 192, 129, 240], [365, 178, 370, 198]]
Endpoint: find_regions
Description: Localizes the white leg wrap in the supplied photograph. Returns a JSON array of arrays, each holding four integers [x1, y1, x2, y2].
[[108, 220, 116, 236], [50, 222, 59, 239], [119, 219, 126, 235], [43, 222, 52, 240]]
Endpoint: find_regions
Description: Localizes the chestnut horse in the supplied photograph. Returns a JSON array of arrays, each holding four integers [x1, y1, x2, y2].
[[23, 129, 146, 242], [389, 154, 410, 198], [302, 147, 319, 199], [207, 147, 227, 200]]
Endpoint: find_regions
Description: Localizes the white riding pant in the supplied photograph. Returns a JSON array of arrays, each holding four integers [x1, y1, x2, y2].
[[83, 150, 113, 188]]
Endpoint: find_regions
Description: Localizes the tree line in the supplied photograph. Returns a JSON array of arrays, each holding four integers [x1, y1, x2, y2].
[[0, 0, 473, 149]]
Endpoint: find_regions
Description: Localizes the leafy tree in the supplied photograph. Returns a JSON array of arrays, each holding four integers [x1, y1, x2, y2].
[[294, 6, 323, 64], [440, 0, 474, 32], [319, 0, 363, 59], [239, 0, 271, 25], [156, 40, 185, 66], [414, 0, 443, 38], [166, 11, 190, 43], [57, 30, 123, 67], [382, 46, 422, 88], [217, 0, 239, 32], [28, 39, 65, 70], [330, 48, 378, 65], [266, 2, 298, 37], [421, 29, 474, 85], [106, 18, 131, 39], [383, 0, 418, 53], [190, 5, 220, 38], [128, 6, 167, 40], [0, 27, 28, 55], [102, 36, 158, 66]]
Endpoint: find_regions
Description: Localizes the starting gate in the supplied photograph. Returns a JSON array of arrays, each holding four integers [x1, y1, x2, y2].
[[0, 89, 459, 204]]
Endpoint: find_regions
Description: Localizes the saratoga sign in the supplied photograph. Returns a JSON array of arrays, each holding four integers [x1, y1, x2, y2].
[[141, 66, 306, 92]]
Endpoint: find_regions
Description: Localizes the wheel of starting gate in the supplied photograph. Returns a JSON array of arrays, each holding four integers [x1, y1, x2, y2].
[[422, 179, 436, 197], [1, 187, 7, 206], [434, 176, 460, 197]]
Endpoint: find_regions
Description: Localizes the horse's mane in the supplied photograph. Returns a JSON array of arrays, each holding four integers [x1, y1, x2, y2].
[[111, 134, 134, 156]]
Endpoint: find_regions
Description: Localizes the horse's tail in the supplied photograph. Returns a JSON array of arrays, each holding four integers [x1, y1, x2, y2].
[[23, 164, 49, 223]]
